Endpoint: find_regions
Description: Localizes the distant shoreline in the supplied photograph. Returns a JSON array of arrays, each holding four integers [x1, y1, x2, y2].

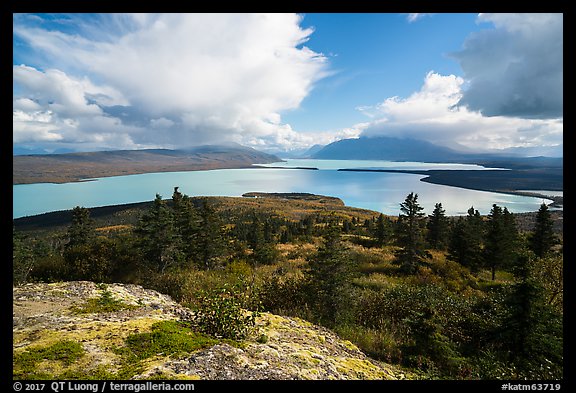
[[12, 147, 282, 185], [337, 168, 563, 209], [14, 163, 563, 209], [12, 164, 262, 185]]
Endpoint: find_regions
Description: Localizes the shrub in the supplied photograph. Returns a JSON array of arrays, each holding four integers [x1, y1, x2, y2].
[[353, 283, 479, 376], [187, 284, 258, 340], [63, 239, 115, 282], [71, 285, 137, 314], [144, 269, 190, 302], [258, 274, 312, 320], [335, 323, 401, 363], [28, 254, 68, 283]]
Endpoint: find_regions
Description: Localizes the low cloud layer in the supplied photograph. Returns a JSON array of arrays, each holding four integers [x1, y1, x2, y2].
[[451, 13, 563, 119]]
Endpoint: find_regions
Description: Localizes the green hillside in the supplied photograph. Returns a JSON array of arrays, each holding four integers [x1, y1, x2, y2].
[[13, 191, 563, 380]]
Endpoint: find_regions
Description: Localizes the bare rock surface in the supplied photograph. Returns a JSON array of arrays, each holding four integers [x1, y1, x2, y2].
[[13, 281, 410, 380]]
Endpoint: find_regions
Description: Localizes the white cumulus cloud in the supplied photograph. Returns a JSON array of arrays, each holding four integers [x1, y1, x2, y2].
[[13, 13, 329, 151], [359, 71, 562, 151], [13, 65, 139, 149]]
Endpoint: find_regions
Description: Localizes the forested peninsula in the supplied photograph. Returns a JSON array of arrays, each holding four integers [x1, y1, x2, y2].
[[339, 167, 563, 208]]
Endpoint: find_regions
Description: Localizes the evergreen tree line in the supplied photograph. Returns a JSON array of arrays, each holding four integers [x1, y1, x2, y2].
[[390, 193, 560, 280], [14, 188, 559, 285]]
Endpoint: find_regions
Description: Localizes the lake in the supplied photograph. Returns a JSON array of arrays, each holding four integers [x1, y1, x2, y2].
[[12, 159, 553, 219]]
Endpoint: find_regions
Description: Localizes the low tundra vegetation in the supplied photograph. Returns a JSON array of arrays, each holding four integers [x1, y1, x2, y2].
[[14, 190, 563, 380]]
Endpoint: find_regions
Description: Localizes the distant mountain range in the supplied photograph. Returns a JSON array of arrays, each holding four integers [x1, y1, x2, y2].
[[308, 136, 563, 199], [311, 136, 563, 164], [312, 136, 465, 161], [13, 144, 281, 185]]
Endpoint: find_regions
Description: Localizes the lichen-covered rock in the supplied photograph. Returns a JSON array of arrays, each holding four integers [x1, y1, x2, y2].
[[13, 281, 411, 380], [157, 313, 401, 380]]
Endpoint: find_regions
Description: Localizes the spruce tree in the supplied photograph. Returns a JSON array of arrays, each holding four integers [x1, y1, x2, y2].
[[134, 194, 183, 273], [305, 224, 353, 327], [500, 253, 563, 378], [393, 192, 431, 274], [529, 203, 556, 258], [171, 187, 200, 264], [195, 198, 227, 270], [66, 206, 94, 249], [483, 204, 518, 280], [447, 207, 484, 272], [246, 212, 278, 266], [373, 213, 392, 247], [426, 203, 450, 250]]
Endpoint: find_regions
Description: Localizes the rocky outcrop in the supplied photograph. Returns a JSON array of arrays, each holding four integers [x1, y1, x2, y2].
[[13, 281, 410, 380]]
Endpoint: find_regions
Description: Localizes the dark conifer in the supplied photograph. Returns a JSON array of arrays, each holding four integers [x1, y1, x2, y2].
[[171, 187, 200, 264], [484, 204, 518, 280], [528, 203, 557, 258], [195, 198, 227, 270], [447, 207, 484, 272], [499, 253, 563, 378], [426, 203, 450, 250], [134, 194, 183, 273], [393, 192, 431, 274], [373, 213, 393, 246], [305, 224, 353, 327], [66, 206, 94, 248]]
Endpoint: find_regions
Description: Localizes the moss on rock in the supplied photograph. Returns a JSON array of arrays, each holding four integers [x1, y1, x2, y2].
[[14, 281, 411, 380]]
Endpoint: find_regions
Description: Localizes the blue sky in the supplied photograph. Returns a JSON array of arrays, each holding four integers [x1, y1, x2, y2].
[[285, 13, 481, 132], [13, 13, 563, 156]]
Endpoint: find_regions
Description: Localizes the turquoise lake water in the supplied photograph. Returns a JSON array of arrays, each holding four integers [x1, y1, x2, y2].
[[13, 159, 553, 218]]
